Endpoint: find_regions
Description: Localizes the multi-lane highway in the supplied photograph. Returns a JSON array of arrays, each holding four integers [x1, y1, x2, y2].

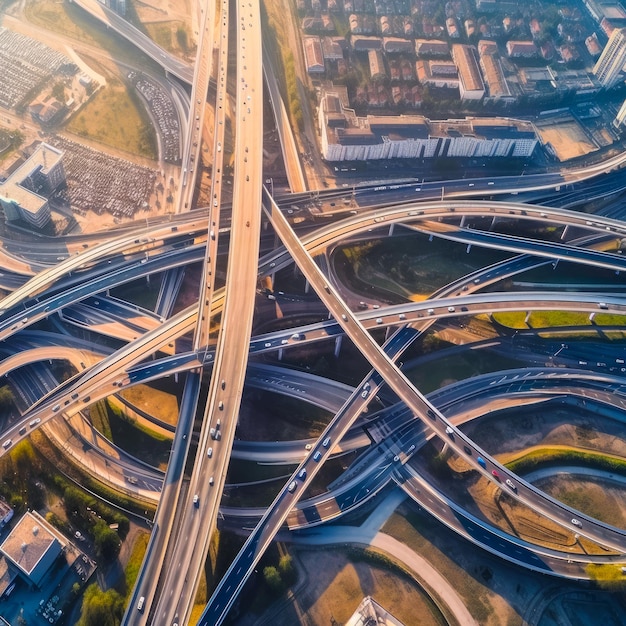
[[3, 2, 626, 624]]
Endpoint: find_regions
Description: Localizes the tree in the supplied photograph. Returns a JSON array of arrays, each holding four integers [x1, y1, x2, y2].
[[278, 554, 296, 585], [0, 386, 14, 412], [176, 27, 188, 53], [93, 520, 121, 562], [51, 82, 65, 102], [76, 584, 124, 626], [63, 485, 87, 515], [263, 566, 283, 595]]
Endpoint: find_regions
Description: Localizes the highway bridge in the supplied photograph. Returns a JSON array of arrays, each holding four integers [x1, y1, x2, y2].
[[3, 2, 626, 624]]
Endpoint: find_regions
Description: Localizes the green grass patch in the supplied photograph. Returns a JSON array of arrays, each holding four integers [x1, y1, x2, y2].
[[493, 310, 626, 329], [586, 563, 626, 586], [504, 446, 626, 477], [90, 400, 113, 440], [405, 351, 524, 394], [107, 403, 173, 470], [123, 531, 150, 599], [67, 77, 157, 158], [336, 235, 510, 301], [110, 279, 162, 311]]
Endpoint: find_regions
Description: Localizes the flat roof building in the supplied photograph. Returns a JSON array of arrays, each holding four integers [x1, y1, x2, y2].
[[0, 512, 63, 588], [0, 142, 65, 229], [452, 44, 485, 100], [318, 87, 537, 161]]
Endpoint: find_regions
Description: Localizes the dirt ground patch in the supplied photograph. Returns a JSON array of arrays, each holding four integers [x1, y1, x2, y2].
[[536, 119, 597, 161], [415, 404, 626, 553], [246, 548, 445, 626]]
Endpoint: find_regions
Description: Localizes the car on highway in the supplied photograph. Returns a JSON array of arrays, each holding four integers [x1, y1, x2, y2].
[[29, 418, 41, 427], [477, 456, 486, 468], [207, 447, 213, 458], [571, 518, 582, 528], [209, 476, 214, 486], [298, 468, 307, 480], [291, 333, 305, 341], [491, 470, 501, 480], [2, 440, 12, 449], [288, 480, 297, 492], [313, 451, 322, 461], [322, 437, 331, 448], [445, 426, 454, 438], [505, 479, 517, 492], [193, 494, 199, 507]]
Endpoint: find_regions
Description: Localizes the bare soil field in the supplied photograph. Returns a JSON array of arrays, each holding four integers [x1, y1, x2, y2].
[[241, 548, 446, 626], [536, 120, 597, 161]]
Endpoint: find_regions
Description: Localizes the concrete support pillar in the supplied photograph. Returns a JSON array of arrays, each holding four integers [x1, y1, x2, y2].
[[490, 216, 496, 231], [304, 279, 310, 294], [561, 225, 569, 240], [460, 215, 466, 228], [334, 335, 343, 359], [466, 244, 472, 253], [388, 223, 395, 237], [278, 348, 283, 361], [524, 311, 531, 325]]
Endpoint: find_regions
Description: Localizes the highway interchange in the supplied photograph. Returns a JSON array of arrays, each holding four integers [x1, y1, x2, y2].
[[2, 1, 626, 625]]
